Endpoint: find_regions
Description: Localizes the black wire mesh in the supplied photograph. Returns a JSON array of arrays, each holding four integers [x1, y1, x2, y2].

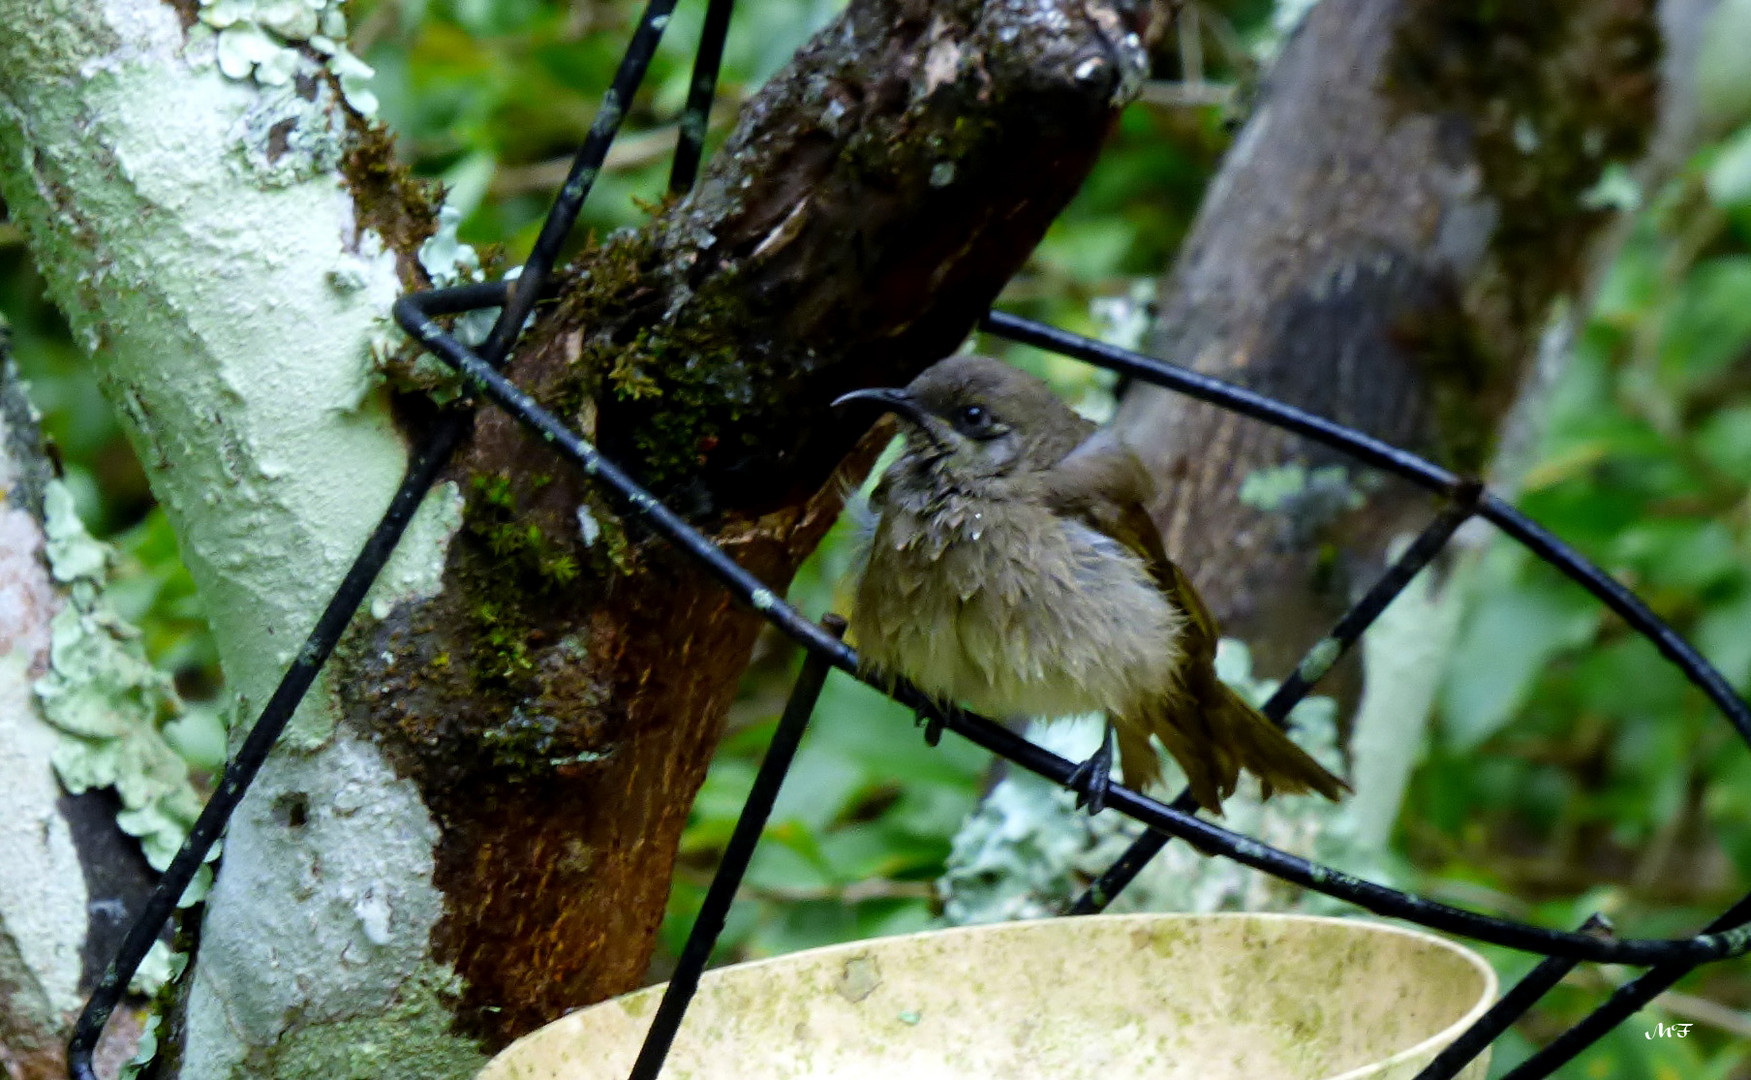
[[65, 4, 1751, 1080]]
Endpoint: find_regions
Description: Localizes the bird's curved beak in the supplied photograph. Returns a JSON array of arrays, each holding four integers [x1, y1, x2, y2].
[[831, 387, 935, 431]]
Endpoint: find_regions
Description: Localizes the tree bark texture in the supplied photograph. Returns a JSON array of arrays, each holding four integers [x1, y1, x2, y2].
[[1114, 0, 1668, 685], [341, 0, 1151, 1046], [1, 352, 153, 1080]]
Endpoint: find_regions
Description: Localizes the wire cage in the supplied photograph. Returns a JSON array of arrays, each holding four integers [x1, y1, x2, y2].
[[66, 2, 1751, 1079]]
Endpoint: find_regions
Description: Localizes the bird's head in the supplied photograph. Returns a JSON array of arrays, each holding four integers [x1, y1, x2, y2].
[[833, 355, 1089, 483]]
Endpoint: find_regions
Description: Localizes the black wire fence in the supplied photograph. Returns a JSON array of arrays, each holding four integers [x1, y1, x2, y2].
[[66, 3, 1751, 1079]]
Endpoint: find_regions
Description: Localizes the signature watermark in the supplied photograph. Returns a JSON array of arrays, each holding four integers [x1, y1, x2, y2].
[[1644, 1022, 1694, 1039]]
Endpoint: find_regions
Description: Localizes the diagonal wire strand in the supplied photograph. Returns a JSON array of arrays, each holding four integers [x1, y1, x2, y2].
[[669, 0, 737, 194], [1069, 482, 1482, 914]]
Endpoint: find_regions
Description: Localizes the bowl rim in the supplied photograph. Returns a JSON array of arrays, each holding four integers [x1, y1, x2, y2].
[[492, 911, 1502, 1080]]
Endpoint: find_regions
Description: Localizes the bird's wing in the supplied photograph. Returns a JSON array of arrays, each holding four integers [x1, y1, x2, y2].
[[1038, 428, 1220, 663], [1040, 429, 1350, 809]]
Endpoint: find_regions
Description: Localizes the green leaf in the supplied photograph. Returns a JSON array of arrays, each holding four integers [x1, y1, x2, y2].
[[1578, 638, 1695, 723], [1696, 404, 1751, 483], [1439, 569, 1599, 751], [1590, 233, 1663, 325], [744, 829, 833, 893], [1706, 752, 1751, 878], [1707, 124, 1751, 209], [1611, 518, 1742, 593], [1658, 256, 1751, 382], [1696, 590, 1751, 691]]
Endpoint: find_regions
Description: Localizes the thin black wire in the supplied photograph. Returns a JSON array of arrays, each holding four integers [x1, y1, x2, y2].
[[1412, 914, 1611, 1080], [627, 616, 844, 1080], [980, 310, 1461, 494], [1499, 893, 1751, 1079], [64, 409, 473, 1080], [669, 0, 736, 194], [486, 0, 680, 362], [1068, 481, 1482, 914], [63, 0, 683, 1069], [410, 308, 1751, 969]]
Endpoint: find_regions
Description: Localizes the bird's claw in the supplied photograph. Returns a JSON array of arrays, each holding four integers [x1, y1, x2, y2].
[[1067, 724, 1116, 815], [914, 706, 946, 747]]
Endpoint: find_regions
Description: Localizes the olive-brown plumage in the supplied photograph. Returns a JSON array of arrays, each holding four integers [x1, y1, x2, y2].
[[839, 355, 1347, 814]]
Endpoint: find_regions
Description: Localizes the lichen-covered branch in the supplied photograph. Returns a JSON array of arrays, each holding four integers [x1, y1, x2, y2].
[[1, 343, 164, 1080], [0, 2, 462, 1076]]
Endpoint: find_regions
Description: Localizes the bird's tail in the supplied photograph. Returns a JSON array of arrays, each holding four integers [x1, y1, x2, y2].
[[1118, 671, 1349, 815]]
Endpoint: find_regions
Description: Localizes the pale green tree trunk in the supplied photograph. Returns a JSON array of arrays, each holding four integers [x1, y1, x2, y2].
[[0, 3, 476, 1075]]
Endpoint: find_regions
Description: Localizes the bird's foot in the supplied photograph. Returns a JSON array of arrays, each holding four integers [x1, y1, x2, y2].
[[1067, 724, 1116, 815], [914, 706, 946, 747]]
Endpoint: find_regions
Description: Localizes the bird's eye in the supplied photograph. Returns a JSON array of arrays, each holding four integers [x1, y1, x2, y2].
[[955, 404, 994, 435]]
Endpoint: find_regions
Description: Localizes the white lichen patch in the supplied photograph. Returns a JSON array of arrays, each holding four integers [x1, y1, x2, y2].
[[923, 32, 962, 95], [1296, 636, 1343, 685], [231, 76, 350, 187], [180, 735, 481, 1076], [132, 939, 190, 998], [1580, 161, 1642, 212], [418, 205, 481, 288], [32, 482, 208, 876], [1238, 462, 1371, 546], [366, 480, 466, 621], [352, 883, 394, 947], [417, 204, 497, 348], [195, 0, 379, 116], [576, 504, 601, 547], [0, 432, 90, 1029]]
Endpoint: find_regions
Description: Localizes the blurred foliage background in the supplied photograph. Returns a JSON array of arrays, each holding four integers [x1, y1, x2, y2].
[[5, 0, 1751, 1074]]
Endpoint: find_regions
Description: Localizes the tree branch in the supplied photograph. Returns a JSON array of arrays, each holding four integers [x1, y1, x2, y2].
[[343, 0, 1150, 1050]]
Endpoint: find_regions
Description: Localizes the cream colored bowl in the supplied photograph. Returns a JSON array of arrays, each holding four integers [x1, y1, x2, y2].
[[478, 913, 1499, 1080]]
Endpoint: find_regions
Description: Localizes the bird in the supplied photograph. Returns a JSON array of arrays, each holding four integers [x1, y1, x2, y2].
[[833, 353, 1348, 815]]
